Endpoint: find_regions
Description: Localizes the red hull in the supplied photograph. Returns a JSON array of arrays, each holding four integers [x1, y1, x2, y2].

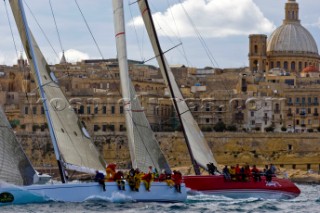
[[183, 175, 300, 199]]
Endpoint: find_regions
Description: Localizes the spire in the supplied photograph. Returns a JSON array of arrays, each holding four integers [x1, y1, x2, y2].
[[60, 51, 67, 64], [284, 0, 300, 24]]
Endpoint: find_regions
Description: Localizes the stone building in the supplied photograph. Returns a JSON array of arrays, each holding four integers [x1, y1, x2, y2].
[[249, 0, 320, 73]]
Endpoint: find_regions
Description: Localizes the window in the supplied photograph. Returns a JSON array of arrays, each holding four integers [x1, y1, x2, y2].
[[314, 97, 318, 104], [32, 106, 37, 115], [302, 97, 305, 104], [205, 103, 210, 112], [111, 106, 115, 114], [296, 97, 300, 103], [94, 106, 99, 114], [296, 108, 299, 114], [206, 118, 210, 123], [308, 97, 312, 104], [120, 124, 126, 131], [79, 105, 84, 114], [276, 61, 280, 68], [41, 106, 44, 114], [284, 61, 288, 69], [291, 61, 295, 70], [251, 111, 254, 117], [254, 45, 258, 53], [270, 61, 274, 69], [93, 125, 100, 132], [308, 108, 311, 114], [120, 106, 124, 114], [102, 106, 107, 114], [87, 106, 91, 114], [251, 120, 255, 125], [299, 62, 302, 70], [24, 106, 29, 115]]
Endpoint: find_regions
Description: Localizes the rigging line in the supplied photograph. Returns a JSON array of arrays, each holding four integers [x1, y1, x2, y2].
[[143, 42, 182, 63], [166, 0, 191, 67], [4, 0, 18, 60], [178, 0, 234, 97], [74, 0, 104, 59], [128, 2, 145, 61], [148, 0, 191, 67], [178, 0, 219, 68], [23, 0, 59, 59], [48, 0, 64, 53]]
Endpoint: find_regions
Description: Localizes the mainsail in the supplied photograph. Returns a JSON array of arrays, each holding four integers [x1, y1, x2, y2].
[[0, 107, 36, 185], [9, 0, 106, 180], [138, 1, 217, 173], [112, 0, 171, 173]]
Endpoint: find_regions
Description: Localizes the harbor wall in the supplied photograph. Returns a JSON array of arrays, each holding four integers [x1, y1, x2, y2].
[[18, 132, 320, 172]]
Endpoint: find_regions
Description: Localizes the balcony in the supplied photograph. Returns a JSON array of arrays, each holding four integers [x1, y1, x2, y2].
[[313, 113, 319, 116]]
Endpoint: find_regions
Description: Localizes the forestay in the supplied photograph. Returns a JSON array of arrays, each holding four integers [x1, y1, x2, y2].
[[112, 0, 171, 173], [10, 0, 106, 174], [0, 107, 36, 185], [137, 1, 217, 170]]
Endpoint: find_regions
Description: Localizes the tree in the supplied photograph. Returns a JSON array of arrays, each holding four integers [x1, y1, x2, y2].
[[265, 125, 274, 132], [281, 126, 287, 132], [213, 121, 226, 132], [226, 125, 237, 132]]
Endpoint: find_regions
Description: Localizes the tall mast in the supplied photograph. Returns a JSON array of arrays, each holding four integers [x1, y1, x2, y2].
[[112, 0, 136, 168], [138, 1, 201, 175], [112, 0, 171, 173], [12, 0, 67, 183]]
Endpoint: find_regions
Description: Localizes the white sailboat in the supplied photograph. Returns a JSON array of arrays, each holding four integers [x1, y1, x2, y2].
[[137, 0, 300, 199], [0, 0, 186, 205]]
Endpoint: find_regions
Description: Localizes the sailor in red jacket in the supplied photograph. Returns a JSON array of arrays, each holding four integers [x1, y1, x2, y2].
[[172, 170, 182, 193], [142, 171, 153, 191]]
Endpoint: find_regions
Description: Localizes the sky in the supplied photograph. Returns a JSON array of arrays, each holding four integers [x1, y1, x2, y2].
[[0, 0, 319, 69]]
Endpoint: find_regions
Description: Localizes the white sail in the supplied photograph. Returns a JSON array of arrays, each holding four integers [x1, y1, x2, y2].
[[0, 107, 36, 185], [9, 0, 106, 176], [137, 1, 217, 170], [112, 0, 171, 173]]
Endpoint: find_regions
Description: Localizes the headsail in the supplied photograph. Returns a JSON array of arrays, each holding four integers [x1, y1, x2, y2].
[[0, 107, 36, 185], [9, 0, 106, 178], [112, 0, 171, 173], [137, 1, 217, 172]]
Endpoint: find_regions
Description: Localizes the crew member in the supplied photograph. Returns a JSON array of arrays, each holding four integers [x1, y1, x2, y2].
[[172, 170, 182, 193], [114, 170, 125, 190], [94, 170, 106, 191]]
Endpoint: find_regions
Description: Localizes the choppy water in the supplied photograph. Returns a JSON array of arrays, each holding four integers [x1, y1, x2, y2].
[[1, 184, 319, 213]]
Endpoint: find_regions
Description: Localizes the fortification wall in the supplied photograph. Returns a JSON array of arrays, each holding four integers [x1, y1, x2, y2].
[[18, 132, 320, 172]]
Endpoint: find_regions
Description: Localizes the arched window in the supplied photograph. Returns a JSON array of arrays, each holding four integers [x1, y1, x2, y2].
[[276, 61, 281, 68], [254, 45, 258, 54], [299, 62, 302, 71], [291, 62, 296, 71], [284, 61, 288, 70], [270, 61, 274, 69]]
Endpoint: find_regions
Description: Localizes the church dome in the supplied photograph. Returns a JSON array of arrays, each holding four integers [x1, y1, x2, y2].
[[267, 23, 319, 54]]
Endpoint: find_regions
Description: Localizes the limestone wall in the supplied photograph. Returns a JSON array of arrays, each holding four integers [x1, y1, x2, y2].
[[18, 132, 320, 172]]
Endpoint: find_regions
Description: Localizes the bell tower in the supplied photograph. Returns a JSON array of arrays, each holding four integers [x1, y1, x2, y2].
[[248, 34, 267, 73]]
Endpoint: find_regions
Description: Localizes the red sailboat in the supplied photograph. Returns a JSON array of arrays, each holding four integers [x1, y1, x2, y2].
[[137, 0, 300, 199]]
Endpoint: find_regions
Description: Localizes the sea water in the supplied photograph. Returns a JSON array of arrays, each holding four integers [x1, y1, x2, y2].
[[0, 184, 319, 213]]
